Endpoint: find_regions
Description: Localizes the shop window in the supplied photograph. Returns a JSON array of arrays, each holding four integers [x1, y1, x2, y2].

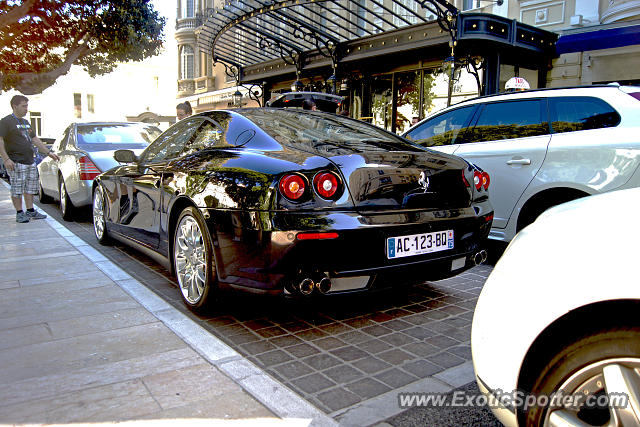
[[395, 71, 421, 134], [371, 75, 393, 131], [499, 64, 538, 91], [181, 45, 194, 80]]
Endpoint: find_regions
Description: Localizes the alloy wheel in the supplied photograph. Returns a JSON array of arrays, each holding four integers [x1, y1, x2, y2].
[[93, 188, 105, 240], [60, 180, 67, 215], [545, 358, 640, 426], [174, 215, 207, 304]]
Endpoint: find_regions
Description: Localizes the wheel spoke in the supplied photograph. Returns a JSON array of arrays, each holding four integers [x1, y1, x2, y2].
[[195, 264, 205, 284], [189, 272, 200, 300], [93, 191, 105, 239], [603, 364, 640, 425]]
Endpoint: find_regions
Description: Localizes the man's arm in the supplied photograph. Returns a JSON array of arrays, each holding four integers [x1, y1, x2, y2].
[[32, 136, 59, 161], [0, 136, 15, 171]]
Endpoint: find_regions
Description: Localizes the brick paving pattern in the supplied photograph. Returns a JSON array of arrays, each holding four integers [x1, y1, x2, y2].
[[46, 206, 491, 415]]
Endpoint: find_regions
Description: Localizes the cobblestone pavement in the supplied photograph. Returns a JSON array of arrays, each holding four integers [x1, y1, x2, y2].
[[39, 204, 495, 423]]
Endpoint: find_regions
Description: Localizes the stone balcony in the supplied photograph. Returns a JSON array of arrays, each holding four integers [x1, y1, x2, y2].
[[176, 18, 198, 31], [195, 76, 216, 94], [177, 79, 195, 97]]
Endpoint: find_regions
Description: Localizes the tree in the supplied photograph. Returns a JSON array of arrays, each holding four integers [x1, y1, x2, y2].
[[0, 0, 165, 95]]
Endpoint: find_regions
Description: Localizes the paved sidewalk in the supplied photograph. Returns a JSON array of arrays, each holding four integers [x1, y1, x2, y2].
[[0, 183, 330, 426]]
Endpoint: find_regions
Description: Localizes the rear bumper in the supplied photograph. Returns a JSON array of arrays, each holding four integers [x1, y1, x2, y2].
[[203, 200, 493, 294], [68, 179, 93, 207]]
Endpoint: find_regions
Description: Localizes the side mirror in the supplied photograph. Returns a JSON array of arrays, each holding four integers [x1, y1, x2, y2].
[[114, 149, 137, 163]]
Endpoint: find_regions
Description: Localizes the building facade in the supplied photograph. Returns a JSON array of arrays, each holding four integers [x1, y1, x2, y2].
[[175, 0, 640, 133], [0, 55, 177, 141]]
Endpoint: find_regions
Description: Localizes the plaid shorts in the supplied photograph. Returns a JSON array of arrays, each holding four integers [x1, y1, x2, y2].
[[8, 162, 39, 197]]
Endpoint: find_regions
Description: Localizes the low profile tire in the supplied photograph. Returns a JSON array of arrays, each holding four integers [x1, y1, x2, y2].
[[525, 327, 640, 426], [173, 207, 217, 312], [38, 181, 53, 203], [92, 185, 110, 245], [59, 179, 75, 221]]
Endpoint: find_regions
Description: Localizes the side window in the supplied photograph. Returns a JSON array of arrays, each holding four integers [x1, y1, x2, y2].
[[140, 119, 203, 164], [550, 96, 621, 133], [181, 119, 226, 156], [405, 106, 476, 147], [469, 99, 548, 142]]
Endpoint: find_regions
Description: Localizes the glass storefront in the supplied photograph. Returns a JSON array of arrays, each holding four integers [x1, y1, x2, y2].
[[370, 74, 393, 130], [348, 66, 481, 134]]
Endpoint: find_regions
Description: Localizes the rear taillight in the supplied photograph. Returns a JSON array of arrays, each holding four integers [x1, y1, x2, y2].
[[473, 170, 490, 191], [279, 174, 306, 200], [313, 171, 340, 199], [481, 172, 490, 190], [78, 156, 101, 180]]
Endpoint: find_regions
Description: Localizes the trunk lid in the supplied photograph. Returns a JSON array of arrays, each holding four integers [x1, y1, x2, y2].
[[327, 151, 472, 211]]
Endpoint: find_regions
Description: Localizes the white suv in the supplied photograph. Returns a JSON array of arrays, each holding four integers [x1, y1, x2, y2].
[[404, 85, 640, 242]]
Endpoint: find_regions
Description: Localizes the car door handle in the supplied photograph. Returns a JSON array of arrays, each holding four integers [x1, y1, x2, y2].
[[506, 158, 531, 165]]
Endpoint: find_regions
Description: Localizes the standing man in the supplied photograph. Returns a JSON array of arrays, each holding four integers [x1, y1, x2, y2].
[[0, 95, 60, 223]]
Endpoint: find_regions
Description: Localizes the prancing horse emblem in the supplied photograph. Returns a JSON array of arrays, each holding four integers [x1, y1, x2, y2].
[[418, 171, 430, 192]]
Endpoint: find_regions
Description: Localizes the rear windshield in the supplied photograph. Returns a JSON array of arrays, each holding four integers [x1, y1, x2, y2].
[[76, 124, 162, 150], [241, 109, 422, 153]]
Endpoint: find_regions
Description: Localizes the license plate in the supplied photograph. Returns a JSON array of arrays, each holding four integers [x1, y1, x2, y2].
[[387, 230, 454, 259]]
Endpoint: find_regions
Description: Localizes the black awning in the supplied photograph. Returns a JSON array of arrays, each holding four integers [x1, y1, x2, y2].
[[197, 1, 557, 84], [197, 0, 458, 71]]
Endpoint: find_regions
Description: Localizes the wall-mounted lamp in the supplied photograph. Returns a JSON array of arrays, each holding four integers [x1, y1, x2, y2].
[[233, 89, 243, 107]]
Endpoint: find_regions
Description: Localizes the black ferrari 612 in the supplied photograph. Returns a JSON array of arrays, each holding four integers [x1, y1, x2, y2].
[[92, 109, 493, 311]]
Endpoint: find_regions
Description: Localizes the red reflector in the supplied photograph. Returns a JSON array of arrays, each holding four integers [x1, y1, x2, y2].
[[296, 232, 339, 240], [484, 213, 494, 223], [79, 156, 101, 180]]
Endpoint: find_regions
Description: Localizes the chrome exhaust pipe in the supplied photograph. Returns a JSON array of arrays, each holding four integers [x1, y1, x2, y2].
[[473, 250, 488, 266], [299, 278, 315, 296], [315, 277, 331, 294]]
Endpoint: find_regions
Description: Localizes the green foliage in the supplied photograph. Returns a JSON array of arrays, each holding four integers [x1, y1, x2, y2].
[[0, 0, 165, 94]]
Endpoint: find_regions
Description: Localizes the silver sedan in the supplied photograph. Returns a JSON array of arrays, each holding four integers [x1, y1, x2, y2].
[[38, 122, 161, 220]]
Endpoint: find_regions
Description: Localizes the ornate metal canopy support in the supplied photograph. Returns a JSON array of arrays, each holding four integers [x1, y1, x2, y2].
[[417, 0, 459, 48], [418, 0, 506, 103], [213, 56, 265, 107]]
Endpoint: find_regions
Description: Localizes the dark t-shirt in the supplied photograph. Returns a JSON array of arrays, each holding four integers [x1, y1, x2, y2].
[[0, 114, 35, 165]]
